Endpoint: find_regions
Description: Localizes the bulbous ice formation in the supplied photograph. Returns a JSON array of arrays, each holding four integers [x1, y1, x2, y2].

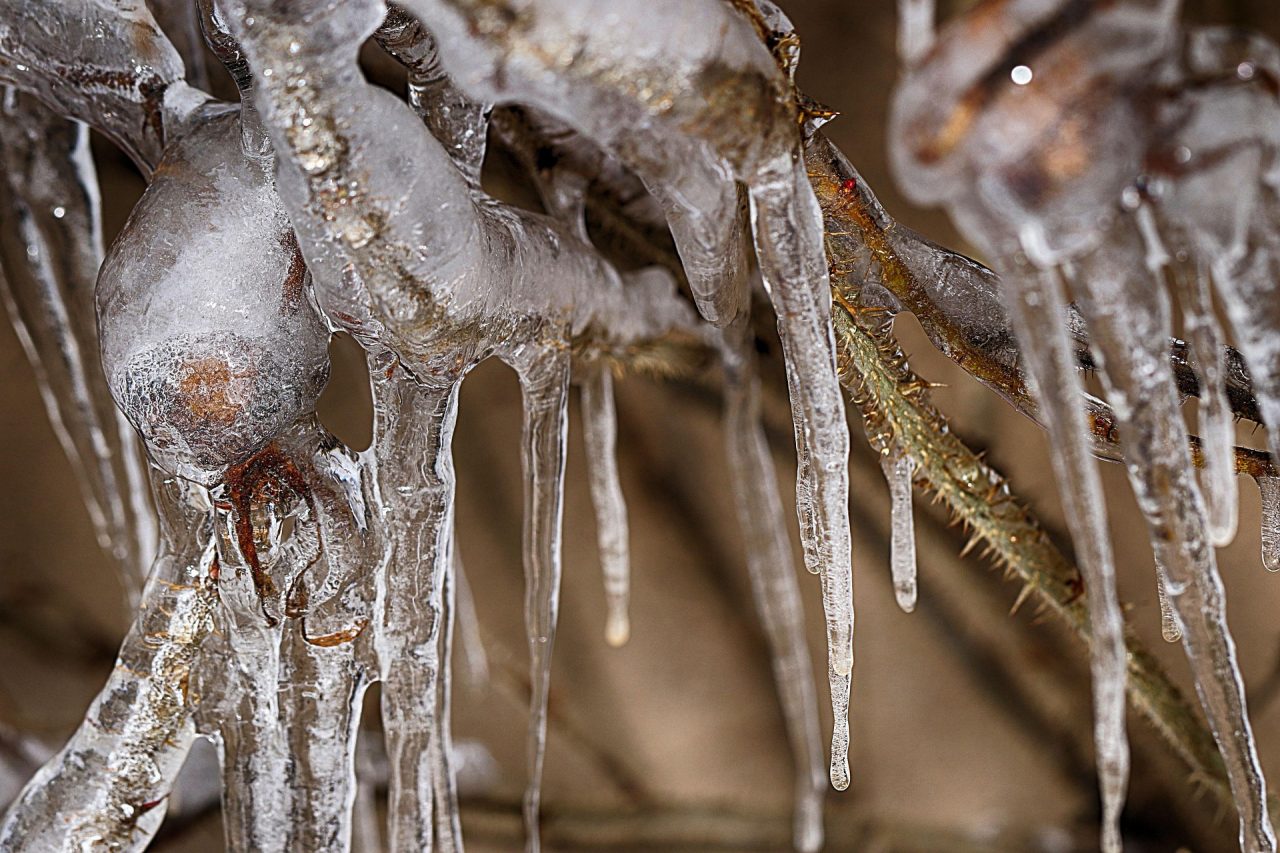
[[97, 110, 331, 485]]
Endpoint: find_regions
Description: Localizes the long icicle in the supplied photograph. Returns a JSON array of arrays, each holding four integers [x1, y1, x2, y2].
[[430, 532, 464, 853], [372, 366, 461, 853], [1003, 261, 1130, 853], [749, 151, 854, 791], [721, 317, 826, 853], [581, 368, 632, 647], [0, 92, 154, 598], [514, 349, 572, 853]]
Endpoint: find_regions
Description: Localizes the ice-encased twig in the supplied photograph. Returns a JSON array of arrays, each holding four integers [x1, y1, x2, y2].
[[721, 317, 826, 852], [0, 471, 217, 851], [402, 1, 853, 777], [0, 0, 205, 174], [0, 92, 156, 599]]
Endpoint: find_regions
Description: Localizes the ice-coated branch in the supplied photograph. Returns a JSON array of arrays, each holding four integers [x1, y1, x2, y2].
[[0, 0, 206, 174], [402, 0, 853, 785], [0, 472, 218, 851]]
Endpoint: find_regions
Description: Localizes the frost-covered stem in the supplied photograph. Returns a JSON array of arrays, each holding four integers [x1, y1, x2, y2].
[[0, 472, 217, 851], [372, 370, 459, 852], [0, 93, 155, 599], [831, 304, 1243, 821], [721, 319, 826, 853], [805, 134, 1272, 476], [515, 349, 572, 853], [581, 368, 632, 647]]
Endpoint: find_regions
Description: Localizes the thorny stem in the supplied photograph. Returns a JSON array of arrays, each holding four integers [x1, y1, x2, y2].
[[830, 300, 1238, 811], [810, 149, 1271, 819]]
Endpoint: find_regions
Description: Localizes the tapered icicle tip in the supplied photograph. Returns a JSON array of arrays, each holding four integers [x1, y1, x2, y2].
[[1102, 815, 1122, 853], [1256, 476, 1280, 572], [794, 788, 824, 853], [605, 609, 630, 647], [883, 453, 919, 613], [829, 753, 850, 791]]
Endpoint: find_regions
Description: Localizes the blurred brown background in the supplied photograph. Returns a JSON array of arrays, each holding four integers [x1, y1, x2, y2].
[[1, 0, 1279, 850]]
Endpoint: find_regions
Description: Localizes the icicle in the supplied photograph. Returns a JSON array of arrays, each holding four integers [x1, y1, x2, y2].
[[1003, 260, 1129, 853], [431, 542, 464, 853], [1067, 220, 1275, 853], [1256, 475, 1280, 573], [211, 473, 291, 852], [513, 349, 572, 853], [371, 369, 461, 853], [0, 473, 217, 850], [880, 450, 918, 613], [0, 94, 154, 599], [1153, 556, 1183, 643], [454, 545, 490, 685], [581, 368, 632, 647], [721, 319, 826, 852], [749, 154, 855, 789], [278, 631, 369, 852], [1169, 249, 1239, 545], [896, 0, 935, 66]]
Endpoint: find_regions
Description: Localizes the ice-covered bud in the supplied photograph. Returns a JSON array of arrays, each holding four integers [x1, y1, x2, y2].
[[98, 110, 330, 485], [889, 0, 1180, 258]]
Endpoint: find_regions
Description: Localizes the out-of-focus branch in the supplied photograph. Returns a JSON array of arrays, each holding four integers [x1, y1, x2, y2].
[[804, 132, 1275, 477]]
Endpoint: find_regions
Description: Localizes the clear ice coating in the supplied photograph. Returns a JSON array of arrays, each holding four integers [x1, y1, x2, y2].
[[2, 0, 1278, 850], [890, 0, 1280, 849]]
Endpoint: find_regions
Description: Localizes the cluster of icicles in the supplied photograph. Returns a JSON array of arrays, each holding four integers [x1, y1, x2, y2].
[[0, 0, 1276, 849]]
